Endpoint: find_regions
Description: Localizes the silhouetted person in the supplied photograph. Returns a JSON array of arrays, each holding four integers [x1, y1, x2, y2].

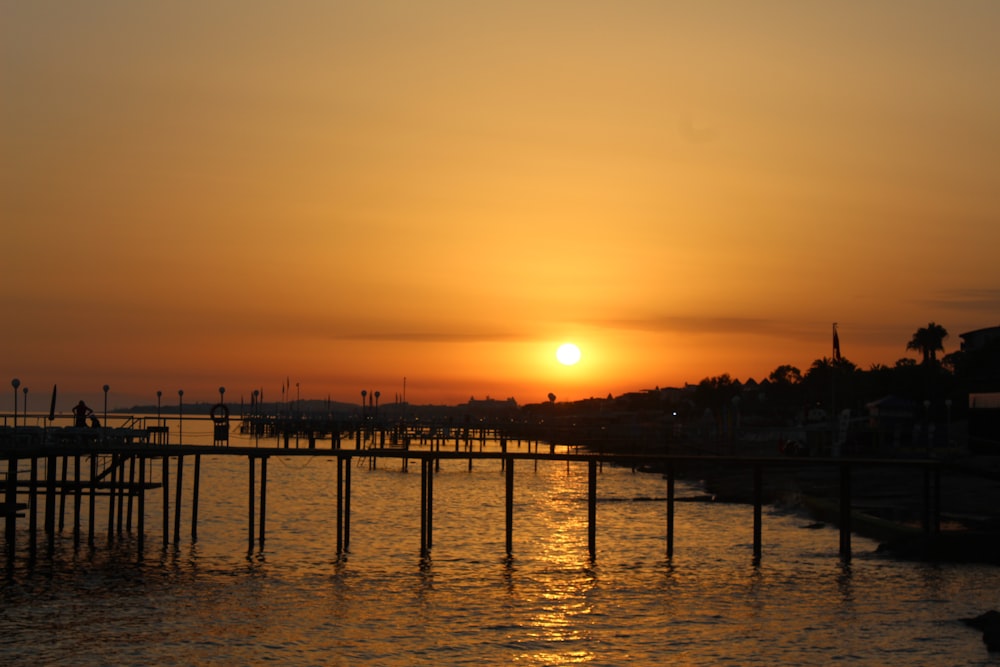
[[72, 400, 93, 428]]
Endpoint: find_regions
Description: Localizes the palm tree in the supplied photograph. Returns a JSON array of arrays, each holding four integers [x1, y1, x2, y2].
[[906, 322, 949, 364]]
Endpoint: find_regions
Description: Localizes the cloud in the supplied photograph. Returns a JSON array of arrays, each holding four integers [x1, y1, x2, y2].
[[324, 329, 526, 343], [925, 288, 1000, 315], [589, 313, 784, 336]]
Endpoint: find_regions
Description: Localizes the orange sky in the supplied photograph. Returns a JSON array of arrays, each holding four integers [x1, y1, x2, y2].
[[2, 2, 999, 411]]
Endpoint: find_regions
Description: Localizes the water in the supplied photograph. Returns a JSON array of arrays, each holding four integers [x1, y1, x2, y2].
[[3, 423, 1000, 665]]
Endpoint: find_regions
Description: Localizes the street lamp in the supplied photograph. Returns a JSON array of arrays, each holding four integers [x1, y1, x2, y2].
[[22, 386, 28, 424], [219, 386, 226, 405], [157, 390, 162, 427]]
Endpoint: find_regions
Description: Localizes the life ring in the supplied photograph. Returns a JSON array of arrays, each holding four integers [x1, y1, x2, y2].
[[211, 403, 230, 421]]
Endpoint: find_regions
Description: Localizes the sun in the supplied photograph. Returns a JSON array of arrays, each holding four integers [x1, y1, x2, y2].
[[556, 342, 581, 366]]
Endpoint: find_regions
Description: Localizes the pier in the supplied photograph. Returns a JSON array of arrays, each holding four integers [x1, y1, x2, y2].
[[0, 419, 946, 568]]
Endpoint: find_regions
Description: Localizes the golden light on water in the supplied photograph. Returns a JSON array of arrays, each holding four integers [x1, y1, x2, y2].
[[517, 462, 597, 664]]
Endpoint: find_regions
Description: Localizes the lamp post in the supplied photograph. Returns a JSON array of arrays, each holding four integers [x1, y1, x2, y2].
[[219, 386, 226, 405], [103, 384, 110, 429], [23, 386, 28, 424], [374, 390, 380, 420], [11, 378, 20, 428], [157, 390, 162, 427]]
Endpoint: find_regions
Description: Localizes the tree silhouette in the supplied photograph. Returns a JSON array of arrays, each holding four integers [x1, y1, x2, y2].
[[906, 322, 949, 364], [548, 392, 556, 403]]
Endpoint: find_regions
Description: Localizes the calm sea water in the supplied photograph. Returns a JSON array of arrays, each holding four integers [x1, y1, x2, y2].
[[3, 418, 1000, 665]]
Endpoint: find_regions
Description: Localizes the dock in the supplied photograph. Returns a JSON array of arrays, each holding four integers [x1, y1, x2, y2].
[[1, 418, 946, 568]]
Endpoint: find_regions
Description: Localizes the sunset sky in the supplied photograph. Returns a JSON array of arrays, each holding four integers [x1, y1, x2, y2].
[[2, 1, 999, 411]]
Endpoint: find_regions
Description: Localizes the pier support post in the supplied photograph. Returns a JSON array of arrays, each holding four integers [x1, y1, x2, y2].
[[248, 457, 256, 553], [89, 454, 97, 546], [753, 463, 762, 563], [259, 456, 267, 549], [839, 463, 852, 562], [666, 463, 675, 560], [137, 455, 145, 555], [126, 455, 135, 534], [45, 455, 56, 555], [5, 456, 16, 557], [29, 457, 38, 556], [344, 455, 352, 553], [420, 457, 429, 557], [107, 453, 117, 541], [192, 455, 201, 541], [173, 456, 184, 544], [73, 455, 81, 545], [336, 455, 344, 555], [505, 456, 514, 556], [59, 455, 68, 533], [161, 455, 169, 548], [588, 459, 597, 561]]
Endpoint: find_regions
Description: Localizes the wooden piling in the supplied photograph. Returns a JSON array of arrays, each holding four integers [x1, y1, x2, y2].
[[126, 455, 135, 533], [248, 456, 255, 552], [588, 459, 597, 561], [259, 456, 268, 548], [161, 455, 169, 548], [420, 458, 429, 557], [29, 457, 38, 555], [173, 455, 184, 544], [505, 456, 514, 556], [427, 457, 433, 550], [117, 456, 126, 535], [191, 454, 201, 541], [107, 453, 117, 541], [59, 455, 68, 532], [73, 455, 81, 544], [336, 455, 343, 555], [344, 455, 352, 552], [137, 455, 146, 554], [89, 454, 97, 546], [666, 463, 675, 559], [5, 457, 16, 555]]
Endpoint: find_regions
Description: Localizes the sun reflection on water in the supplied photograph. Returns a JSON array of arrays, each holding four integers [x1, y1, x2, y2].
[[511, 462, 600, 664]]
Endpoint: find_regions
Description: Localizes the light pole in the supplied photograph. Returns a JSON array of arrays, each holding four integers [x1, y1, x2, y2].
[[219, 386, 226, 405], [374, 390, 380, 420], [23, 386, 28, 424], [11, 378, 20, 428], [157, 390, 162, 427], [103, 384, 110, 429]]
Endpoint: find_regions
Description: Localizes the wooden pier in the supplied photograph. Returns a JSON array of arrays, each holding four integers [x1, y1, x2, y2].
[[1, 424, 945, 567]]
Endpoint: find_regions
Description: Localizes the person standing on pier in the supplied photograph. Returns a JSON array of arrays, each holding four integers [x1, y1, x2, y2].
[[72, 400, 94, 428]]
